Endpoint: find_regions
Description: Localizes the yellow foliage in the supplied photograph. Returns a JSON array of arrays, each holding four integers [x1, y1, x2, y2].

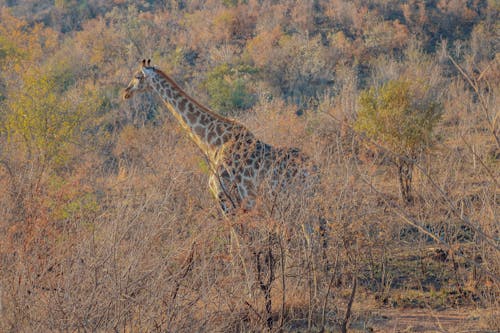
[[3, 67, 102, 168], [355, 80, 442, 156], [212, 8, 237, 42]]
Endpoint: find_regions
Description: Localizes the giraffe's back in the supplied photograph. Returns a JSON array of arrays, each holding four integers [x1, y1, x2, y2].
[[215, 135, 318, 210]]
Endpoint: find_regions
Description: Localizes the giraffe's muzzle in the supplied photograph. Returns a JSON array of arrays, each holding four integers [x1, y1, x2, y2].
[[123, 87, 132, 99]]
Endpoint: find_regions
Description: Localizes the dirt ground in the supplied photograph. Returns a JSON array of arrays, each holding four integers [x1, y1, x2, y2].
[[361, 308, 498, 333]]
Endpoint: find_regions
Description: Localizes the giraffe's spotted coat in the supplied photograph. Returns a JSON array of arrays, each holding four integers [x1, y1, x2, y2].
[[123, 60, 317, 213]]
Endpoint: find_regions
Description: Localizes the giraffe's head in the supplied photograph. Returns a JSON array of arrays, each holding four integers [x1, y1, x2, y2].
[[123, 59, 155, 99]]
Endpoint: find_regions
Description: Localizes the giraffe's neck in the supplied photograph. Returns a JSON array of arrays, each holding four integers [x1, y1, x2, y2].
[[149, 70, 248, 159]]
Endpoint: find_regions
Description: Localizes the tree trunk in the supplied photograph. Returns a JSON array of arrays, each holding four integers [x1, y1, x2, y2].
[[397, 156, 414, 204], [255, 233, 276, 331]]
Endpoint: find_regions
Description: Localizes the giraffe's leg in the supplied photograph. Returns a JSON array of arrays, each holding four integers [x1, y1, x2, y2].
[[212, 173, 256, 297], [318, 216, 331, 271], [217, 191, 232, 214], [240, 194, 256, 211], [300, 207, 331, 272], [209, 172, 237, 215]]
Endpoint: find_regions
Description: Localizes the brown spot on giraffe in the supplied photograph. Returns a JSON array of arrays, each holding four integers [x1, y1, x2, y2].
[[243, 168, 254, 178], [206, 130, 216, 144], [193, 125, 206, 138], [186, 103, 198, 124], [178, 98, 187, 112]]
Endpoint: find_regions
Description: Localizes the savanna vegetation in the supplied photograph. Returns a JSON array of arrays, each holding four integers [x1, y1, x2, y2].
[[0, 0, 498, 331]]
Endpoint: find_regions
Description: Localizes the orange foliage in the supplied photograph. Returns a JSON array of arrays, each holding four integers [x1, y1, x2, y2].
[[74, 18, 126, 67], [246, 26, 282, 68], [0, 8, 58, 67]]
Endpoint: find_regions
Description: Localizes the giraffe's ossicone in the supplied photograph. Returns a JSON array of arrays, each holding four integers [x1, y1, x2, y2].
[[123, 59, 318, 214]]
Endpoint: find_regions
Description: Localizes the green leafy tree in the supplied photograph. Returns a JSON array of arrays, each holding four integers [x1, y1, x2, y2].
[[355, 79, 442, 203], [203, 64, 257, 115], [4, 68, 100, 168]]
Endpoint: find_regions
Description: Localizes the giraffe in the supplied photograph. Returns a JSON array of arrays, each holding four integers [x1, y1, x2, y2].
[[123, 59, 316, 214], [124, 61, 329, 316]]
